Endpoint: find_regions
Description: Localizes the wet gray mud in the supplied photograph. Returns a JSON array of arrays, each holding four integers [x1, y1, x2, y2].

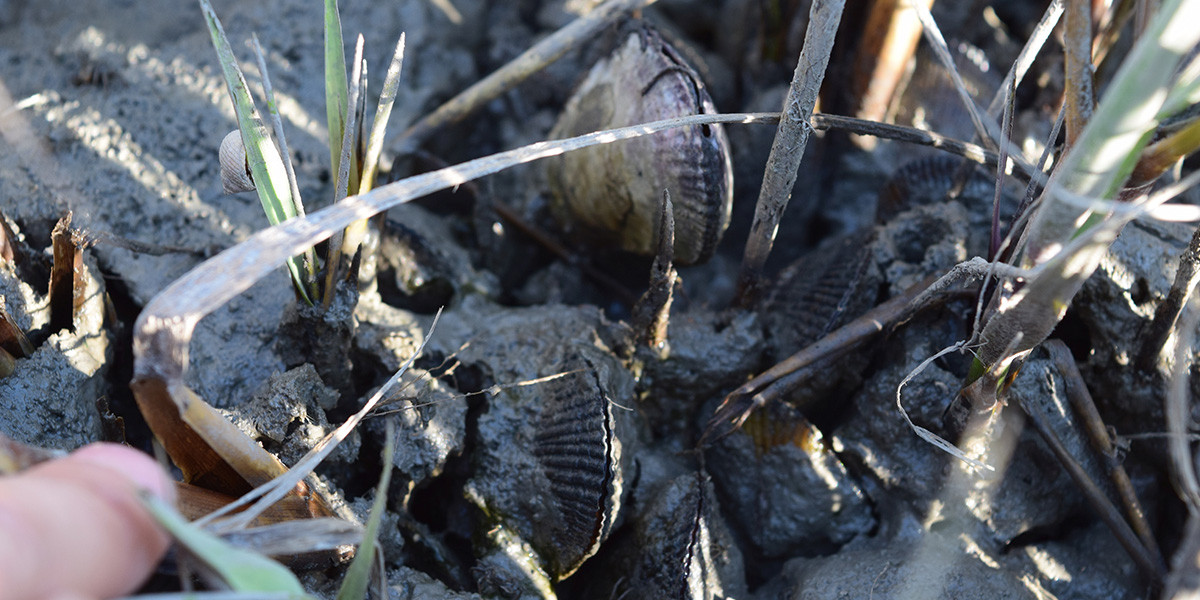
[[0, 0, 1193, 599]]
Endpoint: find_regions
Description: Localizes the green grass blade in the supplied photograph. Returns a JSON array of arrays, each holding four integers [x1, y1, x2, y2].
[[335, 419, 395, 600], [251, 34, 319, 298], [360, 33, 406, 193], [250, 34, 305, 220], [322, 35, 365, 307], [324, 0, 349, 181], [140, 493, 311, 596], [1021, 0, 1200, 266], [964, 0, 1200, 397], [200, 0, 312, 304]]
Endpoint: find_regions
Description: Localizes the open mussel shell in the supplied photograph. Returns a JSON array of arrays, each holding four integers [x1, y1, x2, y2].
[[547, 23, 733, 266]]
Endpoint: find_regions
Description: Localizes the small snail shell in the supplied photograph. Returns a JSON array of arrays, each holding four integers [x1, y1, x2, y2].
[[547, 24, 733, 266], [219, 130, 256, 194]]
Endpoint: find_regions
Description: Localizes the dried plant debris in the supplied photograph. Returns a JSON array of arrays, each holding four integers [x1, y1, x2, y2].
[[0, 304, 33, 364], [0, 225, 107, 449]]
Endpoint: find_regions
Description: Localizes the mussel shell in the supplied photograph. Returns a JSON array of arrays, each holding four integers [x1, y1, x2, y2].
[[759, 229, 881, 362], [876, 154, 997, 223], [613, 470, 747, 600], [456, 303, 640, 585], [532, 352, 625, 579], [547, 24, 733, 266]]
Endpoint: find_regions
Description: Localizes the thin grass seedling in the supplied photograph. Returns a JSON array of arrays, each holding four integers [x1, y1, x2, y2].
[[335, 419, 395, 600], [201, 0, 316, 304]]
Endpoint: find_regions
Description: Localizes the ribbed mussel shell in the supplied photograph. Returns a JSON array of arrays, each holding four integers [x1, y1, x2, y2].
[[533, 353, 624, 579], [876, 154, 997, 223], [614, 470, 746, 600], [760, 229, 881, 362], [547, 24, 733, 266]]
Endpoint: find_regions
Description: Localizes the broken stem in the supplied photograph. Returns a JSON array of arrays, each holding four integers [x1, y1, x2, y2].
[[1016, 385, 1163, 584]]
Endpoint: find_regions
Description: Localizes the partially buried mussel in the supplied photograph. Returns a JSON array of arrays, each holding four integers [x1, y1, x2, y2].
[[457, 303, 640, 592], [547, 23, 733, 266]]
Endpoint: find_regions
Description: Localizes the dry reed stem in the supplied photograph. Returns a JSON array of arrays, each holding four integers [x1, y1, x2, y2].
[[1065, 0, 1096, 146], [986, 0, 1064, 118], [1045, 340, 1164, 569], [733, 0, 845, 307], [850, 0, 932, 147], [1015, 379, 1164, 583]]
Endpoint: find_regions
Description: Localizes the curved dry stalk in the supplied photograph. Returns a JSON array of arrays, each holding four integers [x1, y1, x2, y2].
[[1169, 293, 1200, 514], [133, 110, 1022, 389], [130, 109, 1019, 503], [134, 112, 789, 388]]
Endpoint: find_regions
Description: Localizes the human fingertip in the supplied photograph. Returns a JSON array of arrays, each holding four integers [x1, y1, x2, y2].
[[70, 443, 174, 503]]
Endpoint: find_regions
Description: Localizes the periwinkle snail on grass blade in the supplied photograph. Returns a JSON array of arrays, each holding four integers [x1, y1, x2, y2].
[[219, 129, 256, 194], [547, 23, 733, 266]]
